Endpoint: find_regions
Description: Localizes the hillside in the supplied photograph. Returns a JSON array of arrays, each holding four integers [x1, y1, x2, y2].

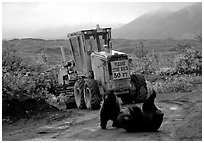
[[3, 38, 201, 66], [112, 3, 202, 40], [2, 38, 73, 65]]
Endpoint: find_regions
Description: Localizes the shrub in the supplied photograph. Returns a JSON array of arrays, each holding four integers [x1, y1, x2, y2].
[[175, 46, 202, 75], [153, 74, 202, 93], [133, 52, 159, 75], [2, 40, 58, 100], [2, 41, 61, 118]]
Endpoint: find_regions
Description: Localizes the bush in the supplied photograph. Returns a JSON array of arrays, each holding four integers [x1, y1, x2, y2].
[[2, 40, 61, 118], [2, 40, 58, 100], [132, 43, 202, 94], [175, 46, 202, 75], [153, 74, 202, 93], [133, 52, 159, 75]]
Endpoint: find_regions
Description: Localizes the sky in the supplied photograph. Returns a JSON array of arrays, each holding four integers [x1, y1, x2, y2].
[[2, 2, 196, 39]]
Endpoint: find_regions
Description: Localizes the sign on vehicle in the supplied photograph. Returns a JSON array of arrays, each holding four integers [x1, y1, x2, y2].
[[111, 60, 130, 80]]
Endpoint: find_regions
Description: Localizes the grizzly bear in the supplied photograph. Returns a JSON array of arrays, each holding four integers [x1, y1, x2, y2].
[[116, 106, 143, 132], [100, 90, 121, 129], [116, 90, 164, 132]]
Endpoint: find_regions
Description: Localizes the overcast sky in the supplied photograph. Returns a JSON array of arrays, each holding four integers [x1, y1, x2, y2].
[[2, 2, 196, 39]]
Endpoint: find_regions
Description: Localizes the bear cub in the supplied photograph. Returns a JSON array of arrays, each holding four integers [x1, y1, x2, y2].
[[100, 90, 121, 129]]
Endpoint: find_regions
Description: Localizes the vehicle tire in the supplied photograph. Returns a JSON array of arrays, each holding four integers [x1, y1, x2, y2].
[[130, 74, 147, 103], [130, 74, 139, 101], [84, 79, 101, 110], [137, 74, 148, 102], [74, 79, 86, 109]]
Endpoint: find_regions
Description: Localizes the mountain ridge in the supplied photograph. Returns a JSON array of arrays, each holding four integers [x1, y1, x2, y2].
[[112, 3, 202, 40]]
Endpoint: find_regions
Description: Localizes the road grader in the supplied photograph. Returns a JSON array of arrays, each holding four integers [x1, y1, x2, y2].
[[57, 25, 147, 110]]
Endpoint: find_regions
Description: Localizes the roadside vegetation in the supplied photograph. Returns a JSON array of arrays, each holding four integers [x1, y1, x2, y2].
[[2, 40, 59, 121], [132, 41, 202, 93]]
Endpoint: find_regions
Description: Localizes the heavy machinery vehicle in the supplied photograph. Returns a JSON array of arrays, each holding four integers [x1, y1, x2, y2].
[[58, 25, 147, 110]]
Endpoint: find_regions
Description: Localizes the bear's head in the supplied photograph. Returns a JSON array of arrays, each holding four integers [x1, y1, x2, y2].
[[103, 90, 117, 105]]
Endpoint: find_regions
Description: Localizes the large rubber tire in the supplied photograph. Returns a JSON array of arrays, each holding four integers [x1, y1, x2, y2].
[[74, 79, 86, 109], [121, 74, 140, 104], [84, 79, 101, 110], [130, 74, 147, 103]]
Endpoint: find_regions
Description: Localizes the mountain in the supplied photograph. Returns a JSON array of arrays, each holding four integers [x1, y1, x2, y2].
[[112, 3, 202, 40]]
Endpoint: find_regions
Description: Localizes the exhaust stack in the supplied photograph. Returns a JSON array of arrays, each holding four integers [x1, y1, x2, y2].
[[60, 46, 66, 64]]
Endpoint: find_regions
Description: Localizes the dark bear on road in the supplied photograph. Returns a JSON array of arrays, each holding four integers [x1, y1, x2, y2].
[[116, 106, 143, 132], [100, 90, 121, 129], [116, 90, 164, 132]]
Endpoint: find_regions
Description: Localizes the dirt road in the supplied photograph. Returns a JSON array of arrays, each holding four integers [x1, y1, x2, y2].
[[2, 84, 202, 141]]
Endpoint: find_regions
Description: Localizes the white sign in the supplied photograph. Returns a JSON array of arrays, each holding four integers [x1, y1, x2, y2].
[[111, 60, 130, 80]]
